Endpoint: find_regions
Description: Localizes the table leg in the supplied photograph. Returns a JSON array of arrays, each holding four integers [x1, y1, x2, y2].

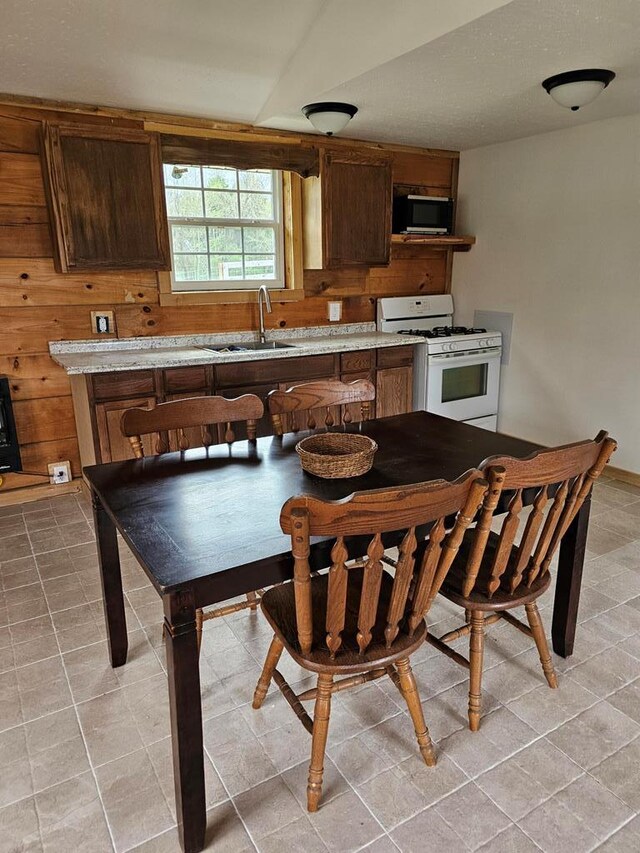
[[164, 590, 206, 853], [92, 491, 128, 667], [552, 494, 591, 658]]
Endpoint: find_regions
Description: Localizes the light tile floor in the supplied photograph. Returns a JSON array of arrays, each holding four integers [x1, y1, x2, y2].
[[1, 478, 640, 852]]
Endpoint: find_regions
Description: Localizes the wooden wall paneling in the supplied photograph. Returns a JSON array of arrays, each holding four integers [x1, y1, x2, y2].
[[114, 296, 374, 338], [0, 222, 51, 257], [0, 114, 42, 154], [0, 103, 142, 130], [0, 354, 71, 400], [0, 307, 98, 353], [0, 205, 49, 225], [303, 268, 369, 297], [0, 153, 46, 205], [392, 152, 454, 188], [12, 395, 77, 446], [20, 436, 81, 478], [0, 260, 159, 307]]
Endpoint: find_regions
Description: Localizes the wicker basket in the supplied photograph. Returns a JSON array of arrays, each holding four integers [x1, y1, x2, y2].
[[295, 432, 378, 479]]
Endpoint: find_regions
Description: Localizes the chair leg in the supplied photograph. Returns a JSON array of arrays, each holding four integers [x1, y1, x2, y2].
[[195, 608, 203, 655], [246, 591, 259, 611], [525, 602, 558, 689], [252, 635, 284, 709], [468, 611, 485, 732], [307, 673, 333, 812], [395, 658, 436, 767]]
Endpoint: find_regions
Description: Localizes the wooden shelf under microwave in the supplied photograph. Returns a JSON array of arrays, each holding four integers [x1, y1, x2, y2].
[[391, 234, 476, 251]]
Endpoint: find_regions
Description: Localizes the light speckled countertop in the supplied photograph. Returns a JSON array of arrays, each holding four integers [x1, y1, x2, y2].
[[49, 323, 425, 375]]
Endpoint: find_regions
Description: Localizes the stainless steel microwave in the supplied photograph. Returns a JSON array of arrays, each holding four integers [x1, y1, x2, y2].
[[392, 194, 453, 234]]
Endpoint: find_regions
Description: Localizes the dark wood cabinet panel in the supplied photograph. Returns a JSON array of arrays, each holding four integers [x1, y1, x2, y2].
[[302, 150, 392, 270], [322, 152, 392, 268], [340, 350, 374, 374], [377, 345, 414, 369], [95, 396, 156, 462], [42, 123, 170, 272], [215, 354, 337, 388], [91, 370, 157, 401], [164, 366, 209, 393], [376, 366, 413, 419], [74, 348, 414, 466]]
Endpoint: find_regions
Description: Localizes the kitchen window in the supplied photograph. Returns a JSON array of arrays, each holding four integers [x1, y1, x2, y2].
[[163, 164, 285, 292]]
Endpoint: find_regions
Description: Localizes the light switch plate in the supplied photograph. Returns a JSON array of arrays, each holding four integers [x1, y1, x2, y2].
[[91, 310, 116, 335]]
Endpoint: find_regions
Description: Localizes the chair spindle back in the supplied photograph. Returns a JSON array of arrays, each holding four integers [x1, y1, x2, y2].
[[280, 471, 488, 658], [120, 394, 264, 458], [462, 431, 617, 598], [268, 379, 376, 435]]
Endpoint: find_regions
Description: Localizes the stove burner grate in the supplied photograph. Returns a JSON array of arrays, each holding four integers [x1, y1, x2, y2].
[[398, 326, 487, 339]]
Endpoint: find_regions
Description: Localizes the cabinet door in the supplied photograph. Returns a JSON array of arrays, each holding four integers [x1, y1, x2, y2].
[[375, 366, 413, 419], [95, 396, 157, 462], [42, 123, 170, 272], [322, 152, 392, 268]]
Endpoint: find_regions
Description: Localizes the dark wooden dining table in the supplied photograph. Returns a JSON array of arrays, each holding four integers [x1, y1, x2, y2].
[[84, 411, 592, 853]]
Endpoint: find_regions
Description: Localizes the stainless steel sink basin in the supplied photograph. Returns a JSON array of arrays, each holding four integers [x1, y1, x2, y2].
[[199, 341, 296, 353]]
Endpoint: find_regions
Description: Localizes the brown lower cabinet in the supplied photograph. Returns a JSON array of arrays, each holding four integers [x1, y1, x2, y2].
[[78, 346, 414, 466]]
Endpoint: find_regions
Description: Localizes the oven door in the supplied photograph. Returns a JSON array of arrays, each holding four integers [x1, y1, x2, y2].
[[426, 347, 501, 421]]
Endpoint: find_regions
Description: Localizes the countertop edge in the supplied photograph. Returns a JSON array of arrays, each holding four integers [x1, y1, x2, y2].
[[51, 331, 425, 375]]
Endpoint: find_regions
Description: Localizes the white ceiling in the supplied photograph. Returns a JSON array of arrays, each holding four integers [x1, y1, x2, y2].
[[1, 0, 639, 150]]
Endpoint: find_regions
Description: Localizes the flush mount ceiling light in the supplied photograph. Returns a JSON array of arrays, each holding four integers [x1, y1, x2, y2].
[[301, 102, 358, 135], [542, 68, 615, 111]]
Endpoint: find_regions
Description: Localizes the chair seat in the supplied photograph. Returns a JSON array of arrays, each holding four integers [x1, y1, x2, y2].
[[260, 567, 427, 674], [440, 529, 552, 611]]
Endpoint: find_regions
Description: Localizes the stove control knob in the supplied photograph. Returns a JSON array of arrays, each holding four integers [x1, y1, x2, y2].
[[448, 342, 458, 352]]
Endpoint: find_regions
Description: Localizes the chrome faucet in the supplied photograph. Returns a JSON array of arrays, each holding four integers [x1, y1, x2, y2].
[[257, 284, 272, 343]]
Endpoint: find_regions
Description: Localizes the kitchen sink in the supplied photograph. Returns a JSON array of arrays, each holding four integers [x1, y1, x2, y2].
[[199, 341, 296, 353]]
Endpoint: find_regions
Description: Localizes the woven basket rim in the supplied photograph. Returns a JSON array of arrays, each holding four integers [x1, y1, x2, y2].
[[295, 432, 378, 479]]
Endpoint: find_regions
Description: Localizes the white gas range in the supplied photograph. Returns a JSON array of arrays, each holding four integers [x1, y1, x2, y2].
[[377, 294, 502, 431]]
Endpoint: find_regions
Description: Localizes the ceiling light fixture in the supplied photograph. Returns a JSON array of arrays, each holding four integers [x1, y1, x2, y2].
[[301, 102, 358, 136], [542, 68, 615, 111]]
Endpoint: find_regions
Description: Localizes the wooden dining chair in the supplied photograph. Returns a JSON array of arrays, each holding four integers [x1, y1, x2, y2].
[[268, 378, 376, 435], [120, 394, 265, 649], [252, 471, 489, 811], [430, 430, 616, 732]]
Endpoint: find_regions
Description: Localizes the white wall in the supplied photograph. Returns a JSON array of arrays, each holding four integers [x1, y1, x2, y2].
[[452, 114, 640, 472]]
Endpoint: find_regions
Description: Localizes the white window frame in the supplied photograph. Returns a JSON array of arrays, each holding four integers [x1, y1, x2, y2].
[[164, 165, 285, 292]]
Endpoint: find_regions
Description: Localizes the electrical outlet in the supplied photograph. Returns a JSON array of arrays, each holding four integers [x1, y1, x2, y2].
[[48, 461, 72, 485], [327, 301, 342, 322], [91, 310, 116, 335]]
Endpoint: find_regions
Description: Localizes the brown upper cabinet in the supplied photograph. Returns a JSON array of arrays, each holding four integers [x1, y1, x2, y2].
[[42, 123, 171, 273], [302, 149, 392, 269]]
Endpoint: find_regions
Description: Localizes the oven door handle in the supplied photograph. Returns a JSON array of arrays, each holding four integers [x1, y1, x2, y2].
[[428, 347, 502, 364]]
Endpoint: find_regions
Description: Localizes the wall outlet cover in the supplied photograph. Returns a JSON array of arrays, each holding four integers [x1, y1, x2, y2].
[[91, 310, 116, 335], [327, 301, 342, 322], [48, 461, 72, 485]]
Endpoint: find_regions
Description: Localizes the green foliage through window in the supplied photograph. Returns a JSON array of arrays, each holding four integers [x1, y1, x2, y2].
[[163, 164, 283, 291]]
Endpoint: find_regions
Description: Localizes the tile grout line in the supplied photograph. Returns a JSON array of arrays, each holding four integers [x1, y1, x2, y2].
[[24, 508, 120, 853]]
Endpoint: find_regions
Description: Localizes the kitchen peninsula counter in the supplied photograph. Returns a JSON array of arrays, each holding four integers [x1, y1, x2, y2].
[[50, 323, 422, 468]]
